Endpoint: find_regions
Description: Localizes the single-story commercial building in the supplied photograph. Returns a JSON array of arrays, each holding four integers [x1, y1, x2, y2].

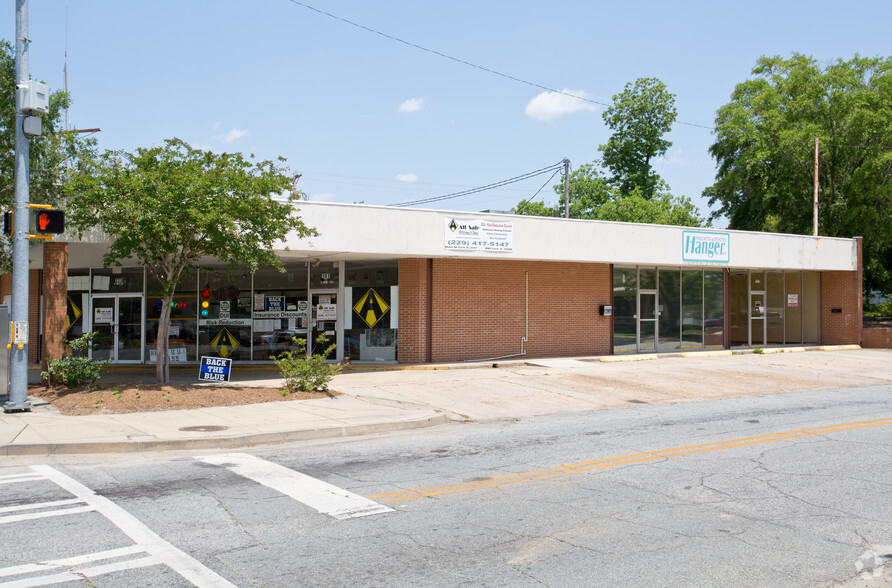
[[5, 201, 865, 366]]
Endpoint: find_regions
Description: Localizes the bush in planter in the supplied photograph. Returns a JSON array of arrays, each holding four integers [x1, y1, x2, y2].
[[274, 334, 342, 393], [42, 332, 110, 388]]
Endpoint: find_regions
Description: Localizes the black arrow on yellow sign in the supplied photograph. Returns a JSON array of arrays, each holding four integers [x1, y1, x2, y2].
[[210, 328, 240, 358], [353, 288, 390, 328], [66, 296, 82, 331]]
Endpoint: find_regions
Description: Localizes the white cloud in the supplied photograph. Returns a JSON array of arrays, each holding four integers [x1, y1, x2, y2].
[[311, 192, 338, 202], [398, 97, 424, 113], [221, 128, 249, 143], [524, 89, 597, 122], [395, 173, 418, 183]]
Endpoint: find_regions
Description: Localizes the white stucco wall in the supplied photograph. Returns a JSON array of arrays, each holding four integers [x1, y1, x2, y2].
[[285, 202, 858, 271]]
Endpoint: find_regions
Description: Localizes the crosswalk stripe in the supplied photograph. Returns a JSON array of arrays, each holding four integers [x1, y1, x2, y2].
[[197, 453, 394, 520]]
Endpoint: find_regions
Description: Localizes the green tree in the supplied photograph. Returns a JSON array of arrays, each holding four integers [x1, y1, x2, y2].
[[599, 77, 678, 199], [65, 138, 314, 383], [513, 162, 703, 227], [705, 54, 892, 294], [0, 39, 93, 272]]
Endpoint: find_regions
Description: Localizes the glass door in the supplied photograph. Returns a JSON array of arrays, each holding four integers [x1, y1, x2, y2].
[[90, 295, 144, 362], [310, 291, 338, 357], [638, 291, 658, 352], [750, 291, 765, 347]]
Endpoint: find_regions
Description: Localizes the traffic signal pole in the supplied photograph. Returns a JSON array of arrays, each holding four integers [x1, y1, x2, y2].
[[6, 0, 32, 412]]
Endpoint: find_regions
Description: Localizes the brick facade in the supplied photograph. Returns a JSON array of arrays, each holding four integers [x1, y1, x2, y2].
[[862, 326, 892, 348], [820, 271, 861, 345], [42, 242, 69, 365], [398, 258, 613, 363], [0, 269, 42, 364]]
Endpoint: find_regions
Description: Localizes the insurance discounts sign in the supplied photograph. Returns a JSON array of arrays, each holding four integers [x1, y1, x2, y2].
[[444, 218, 513, 252]]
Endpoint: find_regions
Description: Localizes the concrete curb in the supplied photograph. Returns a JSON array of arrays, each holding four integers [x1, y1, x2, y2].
[[0, 411, 448, 457]]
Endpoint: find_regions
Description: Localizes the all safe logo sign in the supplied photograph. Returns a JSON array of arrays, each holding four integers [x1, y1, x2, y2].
[[353, 288, 390, 328], [210, 328, 240, 358]]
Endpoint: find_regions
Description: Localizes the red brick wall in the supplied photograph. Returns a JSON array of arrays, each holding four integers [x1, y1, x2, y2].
[[1, 269, 48, 364], [398, 258, 613, 363], [862, 327, 892, 348], [42, 243, 69, 364], [820, 271, 861, 345], [397, 258, 431, 363]]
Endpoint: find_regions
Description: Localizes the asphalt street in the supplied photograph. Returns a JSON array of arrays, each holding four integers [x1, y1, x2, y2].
[[2, 384, 890, 587]]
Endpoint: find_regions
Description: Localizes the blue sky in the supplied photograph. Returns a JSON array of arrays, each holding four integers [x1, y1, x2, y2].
[[7, 1, 891, 223]]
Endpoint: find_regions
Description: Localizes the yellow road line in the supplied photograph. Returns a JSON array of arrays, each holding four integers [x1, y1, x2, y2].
[[369, 416, 892, 503]]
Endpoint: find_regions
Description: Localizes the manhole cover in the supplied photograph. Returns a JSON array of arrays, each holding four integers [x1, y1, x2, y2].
[[179, 425, 229, 432]]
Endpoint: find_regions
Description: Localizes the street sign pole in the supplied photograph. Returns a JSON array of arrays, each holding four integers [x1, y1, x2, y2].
[[5, 0, 32, 412]]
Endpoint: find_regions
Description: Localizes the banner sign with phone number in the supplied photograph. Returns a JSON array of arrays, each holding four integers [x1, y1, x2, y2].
[[444, 218, 513, 252]]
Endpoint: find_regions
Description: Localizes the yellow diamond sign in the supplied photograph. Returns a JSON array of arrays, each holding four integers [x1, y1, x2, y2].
[[210, 328, 240, 358], [66, 295, 82, 331], [353, 288, 390, 328]]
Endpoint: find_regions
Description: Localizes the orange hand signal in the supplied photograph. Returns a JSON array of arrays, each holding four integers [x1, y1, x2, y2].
[[38, 212, 50, 231]]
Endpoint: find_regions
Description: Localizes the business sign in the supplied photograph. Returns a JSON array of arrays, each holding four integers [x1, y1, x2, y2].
[[93, 307, 114, 324], [352, 288, 391, 328], [317, 304, 337, 321], [682, 231, 730, 264], [199, 356, 232, 382], [445, 218, 513, 252]]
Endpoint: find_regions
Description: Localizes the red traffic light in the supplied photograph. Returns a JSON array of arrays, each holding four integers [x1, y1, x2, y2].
[[36, 209, 65, 234], [201, 288, 212, 299]]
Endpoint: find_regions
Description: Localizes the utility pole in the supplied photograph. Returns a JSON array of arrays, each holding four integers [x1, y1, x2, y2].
[[813, 137, 819, 237], [6, 0, 33, 412], [563, 158, 570, 219]]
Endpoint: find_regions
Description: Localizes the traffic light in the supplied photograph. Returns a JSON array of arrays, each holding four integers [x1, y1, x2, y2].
[[200, 288, 211, 317], [35, 209, 65, 234]]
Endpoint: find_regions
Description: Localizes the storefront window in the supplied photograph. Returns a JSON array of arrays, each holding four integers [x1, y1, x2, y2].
[[613, 267, 637, 353], [146, 271, 198, 364], [197, 269, 253, 361], [658, 270, 681, 351], [89, 267, 144, 293], [682, 270, 703, 348], [704, 271, 724, 347], [252, 264, 309, 360], [345, 260, 398, 362]]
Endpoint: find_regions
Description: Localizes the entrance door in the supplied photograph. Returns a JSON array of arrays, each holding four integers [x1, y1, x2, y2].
[[638, 291, 658, 352], [91, 295, 143, 362], [750, 291, 766, 347], [310, 292, 337, 357]]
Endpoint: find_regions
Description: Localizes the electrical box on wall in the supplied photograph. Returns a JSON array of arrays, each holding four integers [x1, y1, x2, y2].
[[600, 305, 613, 316]]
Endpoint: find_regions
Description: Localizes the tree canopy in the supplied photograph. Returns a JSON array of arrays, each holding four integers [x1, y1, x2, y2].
[[514, 77, 701, 227], [599, 77, 677, 199], [65, 138, 314, 382], [0, 39, 92, 271], [705, 54, 892, 294]]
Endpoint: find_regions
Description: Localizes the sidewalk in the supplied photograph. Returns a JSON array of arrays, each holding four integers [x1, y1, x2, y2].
[[1, 346, 889, 456]]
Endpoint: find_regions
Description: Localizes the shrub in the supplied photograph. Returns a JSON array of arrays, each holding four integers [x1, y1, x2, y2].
[[274, 334, 342, 393], [42, 332, 110, 388]]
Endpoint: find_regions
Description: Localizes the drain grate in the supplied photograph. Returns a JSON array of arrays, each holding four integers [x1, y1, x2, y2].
[[179, 425, 229, 432]]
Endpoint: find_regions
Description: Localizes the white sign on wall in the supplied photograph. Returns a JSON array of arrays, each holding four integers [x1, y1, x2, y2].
[[94, 307, 114, 324], [444, 218, 513, 252], [682, 231, 730, 264]]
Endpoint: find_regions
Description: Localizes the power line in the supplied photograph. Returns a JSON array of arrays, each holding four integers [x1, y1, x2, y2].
[[390, 162, 564, 207], [285, 0, 713, 130]]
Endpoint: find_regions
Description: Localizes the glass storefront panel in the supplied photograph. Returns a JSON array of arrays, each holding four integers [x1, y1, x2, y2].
[[146, 271, 198, 364], [766, 272, 785, 344], [345, 260, 398, 362], [681, 270, 703, 348], [198, 270, 253, 361], [613, 267, 637, 353], [89, 267, 144, 294], [639, 319, 655, 353], [704, 271, 725, 347], [658, 270, 681, 351], [639, 268, 656, 290], [785, 272, 802, 344], [253, 264, 309, 361], [751, 292, 765, 346], [729, 272, 749, 346], [66, 269, 90, 349]]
